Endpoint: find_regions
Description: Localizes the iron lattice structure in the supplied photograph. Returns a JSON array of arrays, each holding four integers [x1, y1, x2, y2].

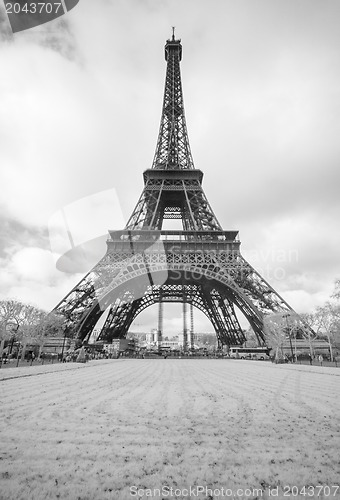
[[53, 33, 301, 348]]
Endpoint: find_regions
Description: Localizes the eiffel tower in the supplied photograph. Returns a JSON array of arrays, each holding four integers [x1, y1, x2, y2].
[[53, 31, 299, 349]]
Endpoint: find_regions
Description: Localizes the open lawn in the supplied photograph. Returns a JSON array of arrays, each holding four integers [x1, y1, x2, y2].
[[0, 359, 339, 500]]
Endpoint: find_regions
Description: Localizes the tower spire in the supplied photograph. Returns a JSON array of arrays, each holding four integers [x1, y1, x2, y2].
[[152, 31, 194, 170]]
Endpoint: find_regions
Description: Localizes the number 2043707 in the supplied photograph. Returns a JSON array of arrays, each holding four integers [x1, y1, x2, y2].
[[283, 485, 339, 496], [5, 3, 63, 14]]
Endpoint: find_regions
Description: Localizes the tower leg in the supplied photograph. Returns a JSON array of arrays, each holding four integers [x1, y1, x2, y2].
[[190, 302, 194, 351], [183, 295, 188, 352], [158, 291, 163, 351]]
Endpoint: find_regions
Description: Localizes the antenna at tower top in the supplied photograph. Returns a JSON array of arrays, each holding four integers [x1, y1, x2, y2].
[[172, 26, 175, 41]]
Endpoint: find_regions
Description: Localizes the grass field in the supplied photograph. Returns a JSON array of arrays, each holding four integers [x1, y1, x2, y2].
[[0, 359, 339, 500]]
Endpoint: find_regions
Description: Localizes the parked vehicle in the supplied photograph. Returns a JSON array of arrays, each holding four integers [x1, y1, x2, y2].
[[228, 346, 271, 360]]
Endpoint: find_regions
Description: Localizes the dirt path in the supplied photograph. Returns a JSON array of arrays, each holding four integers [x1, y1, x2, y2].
[[0, 359, 339, 500]]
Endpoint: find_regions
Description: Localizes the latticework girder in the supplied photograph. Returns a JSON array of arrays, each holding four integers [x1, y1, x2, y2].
[[53, 227, 297, 344], [98, 282, 245, 347], [125, 171, 221, 231], [152, 34, 194, 171], [125, 33, 221, 232]]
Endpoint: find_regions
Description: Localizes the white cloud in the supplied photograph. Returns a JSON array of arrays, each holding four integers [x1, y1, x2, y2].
[[0, 246, 82, 310], [10, 247, 56, 282], [283, 289, 332, 315]]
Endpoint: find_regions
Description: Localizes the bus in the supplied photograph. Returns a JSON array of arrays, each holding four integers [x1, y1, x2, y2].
[[228, 346, 271, 360]]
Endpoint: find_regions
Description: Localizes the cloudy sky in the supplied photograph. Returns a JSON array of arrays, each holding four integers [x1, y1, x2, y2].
[[0, 0, 339, 335]]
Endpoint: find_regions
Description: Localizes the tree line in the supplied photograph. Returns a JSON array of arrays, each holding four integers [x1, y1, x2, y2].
[[0, 299, 65, 357], [264, 279, 340, 360], [1, 279, 340, 358]]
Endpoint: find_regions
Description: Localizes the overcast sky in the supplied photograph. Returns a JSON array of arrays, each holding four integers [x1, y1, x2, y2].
[[0, 0, 339, 335]]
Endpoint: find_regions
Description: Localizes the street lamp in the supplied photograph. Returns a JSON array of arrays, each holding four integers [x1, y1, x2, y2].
[[0, 324, 6, 368], [282, 313, 294, 361], [328, 330, 334, 362], [60, 324, 70, 361]]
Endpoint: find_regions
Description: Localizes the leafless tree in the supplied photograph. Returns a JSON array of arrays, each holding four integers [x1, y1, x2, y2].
[[0, 299, 25, 356], [263, 313, 289, 361], [331, 279, 340, 301], [312, 303, 340, 361], [264, 311, 312, 361]]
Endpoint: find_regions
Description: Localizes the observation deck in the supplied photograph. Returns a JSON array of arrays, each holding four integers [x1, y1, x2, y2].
[[107, 229, 241, 254]]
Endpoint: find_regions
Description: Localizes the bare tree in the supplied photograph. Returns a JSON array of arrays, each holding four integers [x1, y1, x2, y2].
[[264, 311, 313, 361], [0, 299, 25, 358], [18, 305, 50, 360], [263, 313, 289, 362], [0, 299, 73, 361], [298, 312, 320, 358], [0, 299, 24, 326], [331, 279, 340, 301], [313, 302, 340, 361]]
